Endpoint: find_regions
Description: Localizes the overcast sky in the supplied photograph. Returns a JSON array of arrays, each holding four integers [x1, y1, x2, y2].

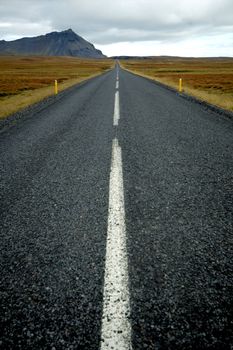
[[0, 0, 233, 57]]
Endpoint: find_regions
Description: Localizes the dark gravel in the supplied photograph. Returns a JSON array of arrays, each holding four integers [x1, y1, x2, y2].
[[1, 65, 233, 350], [0, 70, 115, 349], [119, 69, 233, 349]]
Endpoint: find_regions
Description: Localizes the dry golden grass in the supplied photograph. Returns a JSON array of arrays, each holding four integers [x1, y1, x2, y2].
[[120, 58, 233, 112], [0, 56, 114, 119]]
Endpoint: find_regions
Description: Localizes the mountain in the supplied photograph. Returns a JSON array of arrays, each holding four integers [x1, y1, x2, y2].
[[0, 29, 106, 58]]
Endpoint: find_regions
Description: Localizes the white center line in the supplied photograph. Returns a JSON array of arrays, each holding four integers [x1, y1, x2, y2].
[[116, 81, 119, 89], [100, 138, 132, 350], [113, 91, 120, 126]]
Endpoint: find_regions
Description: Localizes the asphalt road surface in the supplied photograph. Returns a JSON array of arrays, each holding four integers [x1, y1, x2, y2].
[[0, 65, 233, 349]]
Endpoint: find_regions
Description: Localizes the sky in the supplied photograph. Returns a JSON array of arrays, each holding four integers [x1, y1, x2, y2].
[[0, 0, 233, 57]]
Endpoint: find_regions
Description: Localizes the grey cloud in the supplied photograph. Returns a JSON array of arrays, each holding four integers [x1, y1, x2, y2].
[[0, 0, 233, 46]]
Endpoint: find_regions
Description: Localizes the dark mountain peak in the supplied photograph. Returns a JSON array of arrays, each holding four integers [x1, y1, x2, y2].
[[0, 29, 106, 58], [46, 29, 81, 40], [63, 28, 74, 34], [45, 29, 76, 38], [60, 29, 77, 36]]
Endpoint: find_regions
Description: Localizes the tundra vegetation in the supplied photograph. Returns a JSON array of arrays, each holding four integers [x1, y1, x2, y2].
[[120, 58, 233, 112], [0, 56, 114, 119]]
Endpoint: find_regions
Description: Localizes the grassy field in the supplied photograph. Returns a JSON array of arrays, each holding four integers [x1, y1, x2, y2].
[[120, 57, 233, 112], [0, 56, 114, 119]]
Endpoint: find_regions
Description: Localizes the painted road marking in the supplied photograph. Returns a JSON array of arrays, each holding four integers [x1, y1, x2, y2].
[[101, 138, 132, 350], [113, 91, 120, 126], [116, 81, 119, 89]]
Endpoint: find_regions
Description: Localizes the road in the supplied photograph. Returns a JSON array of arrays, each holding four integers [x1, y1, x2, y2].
[[0, 65, 233, 349]]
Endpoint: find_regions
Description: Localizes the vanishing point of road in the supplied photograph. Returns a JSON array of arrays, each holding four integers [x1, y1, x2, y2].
[[0, 65, 233, 349]]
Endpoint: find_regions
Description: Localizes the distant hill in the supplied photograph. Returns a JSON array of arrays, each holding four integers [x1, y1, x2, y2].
[[112, 55, 233, 60], [0, 29, 106, 58], [111, 56, 155, 60]]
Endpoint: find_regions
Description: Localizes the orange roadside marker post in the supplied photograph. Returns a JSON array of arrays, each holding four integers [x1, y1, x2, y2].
[[179, 78, 183, 93], [54, 80, 58, 95]]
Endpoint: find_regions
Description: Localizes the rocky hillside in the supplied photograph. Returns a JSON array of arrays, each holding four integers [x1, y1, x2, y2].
[[0, 29, 106, 58]]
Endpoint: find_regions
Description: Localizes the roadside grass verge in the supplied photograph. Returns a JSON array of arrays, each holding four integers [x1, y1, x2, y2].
[[0, 56, 114, 119], [120, 58, 233, 112]]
